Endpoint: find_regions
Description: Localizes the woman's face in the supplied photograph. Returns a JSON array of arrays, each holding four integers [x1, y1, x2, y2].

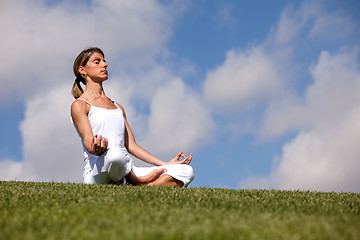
[[80, 52, 108, 82]]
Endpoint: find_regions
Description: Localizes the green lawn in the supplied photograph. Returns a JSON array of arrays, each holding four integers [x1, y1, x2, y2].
[[1, 181, 359, 239]]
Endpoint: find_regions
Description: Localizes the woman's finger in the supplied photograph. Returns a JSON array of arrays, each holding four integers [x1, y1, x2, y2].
[[103, 137, 108, 149], [101, 137, 107, 150], [176, 152, 183, 160], [98, 135, 104, 148], [186, 153, 192, 164], [97, 135, 103, 145], [93, 135, 98, 146]]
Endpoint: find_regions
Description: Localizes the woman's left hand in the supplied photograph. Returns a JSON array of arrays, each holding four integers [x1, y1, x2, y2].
[[167, 152, 192, 165]]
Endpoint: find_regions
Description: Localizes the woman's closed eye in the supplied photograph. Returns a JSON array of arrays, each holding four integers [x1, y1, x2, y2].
[[93, 58, 106, 64]]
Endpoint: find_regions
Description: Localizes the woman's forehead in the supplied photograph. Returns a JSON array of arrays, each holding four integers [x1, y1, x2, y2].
[[89, 51, 104, 60]]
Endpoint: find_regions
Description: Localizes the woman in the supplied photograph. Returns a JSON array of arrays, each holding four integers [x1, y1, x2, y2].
[[71, 47, 194, 187]]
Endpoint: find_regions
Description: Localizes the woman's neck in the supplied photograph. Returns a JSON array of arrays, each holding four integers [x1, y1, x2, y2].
[[83, 81, 106, 98]]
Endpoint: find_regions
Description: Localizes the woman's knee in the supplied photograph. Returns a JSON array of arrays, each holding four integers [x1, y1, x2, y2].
[[184, 165, 195, 182], [105, 148, 131, 166], [104, 148, 132, 181], [169, 164, 195, 183]]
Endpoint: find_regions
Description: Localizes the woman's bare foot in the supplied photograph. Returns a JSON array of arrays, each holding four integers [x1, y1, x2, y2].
[[125, 169, 166, 185], [138, 168, 166, 185]]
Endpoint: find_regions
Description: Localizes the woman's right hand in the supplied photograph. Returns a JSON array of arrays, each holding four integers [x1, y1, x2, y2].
[[167, 152, 192, 165], [90, 134, 108, 155]]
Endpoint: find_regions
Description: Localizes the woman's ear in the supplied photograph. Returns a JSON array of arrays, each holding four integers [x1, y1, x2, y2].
[[78, 66, 86, 77]]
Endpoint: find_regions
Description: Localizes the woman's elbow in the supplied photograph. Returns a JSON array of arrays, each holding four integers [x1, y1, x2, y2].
[[125, 142, 139, 155]]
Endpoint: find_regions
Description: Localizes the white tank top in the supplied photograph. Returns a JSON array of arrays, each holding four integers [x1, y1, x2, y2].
[[73, 98, 126, 169]]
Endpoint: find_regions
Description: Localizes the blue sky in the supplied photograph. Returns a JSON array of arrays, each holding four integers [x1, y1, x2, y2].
[[0, 0, 359, 192]]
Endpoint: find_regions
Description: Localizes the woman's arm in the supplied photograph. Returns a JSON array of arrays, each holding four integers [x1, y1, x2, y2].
[[116, 103, 192, 166], [71, 100, 108, 156]]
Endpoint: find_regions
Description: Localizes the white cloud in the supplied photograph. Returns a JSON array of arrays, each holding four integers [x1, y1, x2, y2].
[[203, 47, 283, 111], [18, 84, 82, 182], [241, 50, 360, 192], [104, 65, 214, 164], [0, 0, 175, 102], [269, 2, 354, 46], [306, 6, 354, 40], [0, 159, 23, 181], [114, 65, 176, 104], [260, 49, 360, 138], [276, 116, 360, 192], [0, 84, 86, 183], [144, 79, 215, 155], [271, 4, 305, 45], [238, 2, 360, 192]]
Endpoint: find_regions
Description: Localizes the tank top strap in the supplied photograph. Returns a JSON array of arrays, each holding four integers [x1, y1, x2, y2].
[[112, 101, 121, 110], [77, 98, 92, 106]]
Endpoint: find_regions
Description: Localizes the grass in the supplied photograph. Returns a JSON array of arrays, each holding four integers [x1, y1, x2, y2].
[[0, 181, 359, 240]]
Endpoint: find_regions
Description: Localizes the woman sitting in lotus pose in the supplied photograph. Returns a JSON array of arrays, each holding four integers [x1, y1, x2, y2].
[[71, 47, 194, 187]]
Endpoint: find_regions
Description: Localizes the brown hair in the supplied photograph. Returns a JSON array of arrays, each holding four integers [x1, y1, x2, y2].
[[71, 47, 105, 99]]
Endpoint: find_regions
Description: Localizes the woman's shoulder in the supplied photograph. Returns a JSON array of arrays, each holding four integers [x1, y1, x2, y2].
[[113, 101, 125, 110], [71, 98, 91, 113], [113, 101, 128, 117]]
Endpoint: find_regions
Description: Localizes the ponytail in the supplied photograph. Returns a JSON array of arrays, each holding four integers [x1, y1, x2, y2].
[[71, 47, 104, 99], [71, 77, 85, 99]]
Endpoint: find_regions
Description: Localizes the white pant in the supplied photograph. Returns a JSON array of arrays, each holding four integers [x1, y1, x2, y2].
[[83, 147, 194, 187], [132, 164, 195, 187]]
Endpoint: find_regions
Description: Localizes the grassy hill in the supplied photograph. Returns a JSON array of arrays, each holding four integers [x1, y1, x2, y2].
[[1, 181, 359, 240]]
